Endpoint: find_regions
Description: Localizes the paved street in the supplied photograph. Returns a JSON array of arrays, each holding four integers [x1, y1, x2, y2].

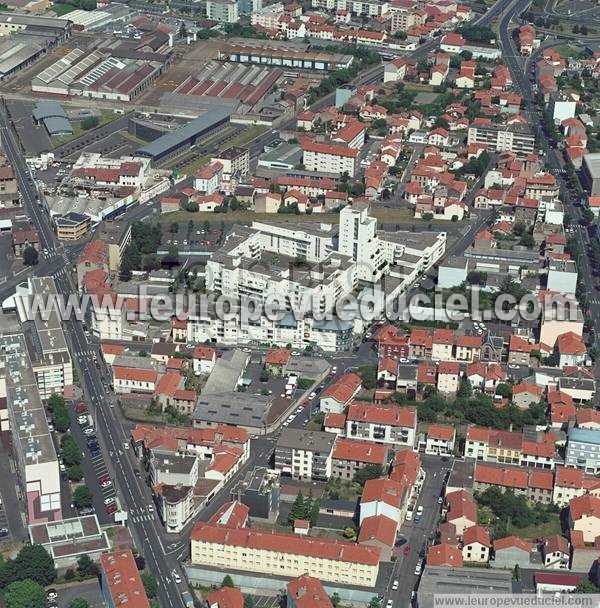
[[384, 455, 452, 608]]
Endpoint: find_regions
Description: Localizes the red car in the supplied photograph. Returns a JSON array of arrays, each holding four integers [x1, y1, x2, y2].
[[98, 475, 110, 484], [106, 503, 118, 514], [75, 403, 88, 414], [404, 545, 411, 556]]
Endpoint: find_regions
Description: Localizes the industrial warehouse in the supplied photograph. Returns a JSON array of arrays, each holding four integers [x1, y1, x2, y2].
[[31, 34, 171, 101], [136, 109, 232, 165]]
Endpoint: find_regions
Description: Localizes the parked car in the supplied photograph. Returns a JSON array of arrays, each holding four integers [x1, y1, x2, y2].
[[106, 503, 118, 514], [172, 570, 182, 584], [104, 497, 115, 506]]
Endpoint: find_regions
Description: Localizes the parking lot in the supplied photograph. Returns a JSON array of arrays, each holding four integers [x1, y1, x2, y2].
[[252, 595, 282, 608], [70, 408, 117, 524]]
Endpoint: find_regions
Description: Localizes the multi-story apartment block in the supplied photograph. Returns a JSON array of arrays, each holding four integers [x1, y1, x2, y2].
[[15, 277, 73, 399], [566, 428, 600, 473], [311, 0, 389, 16], [211, 146, 249, 179], [331, 438, 388, 479], [275, 429, 335, 480], [100, 550, 150, 608], [0, 333, 62, 524], [191, 510, 381, 587], [346, 402, 417, 448], [467, 123, 536, 156], [206, 0, 239, 22], [302, 141, 358, 177]]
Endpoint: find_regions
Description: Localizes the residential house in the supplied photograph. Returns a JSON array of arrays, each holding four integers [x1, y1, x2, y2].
[[425, 424, 456, 456], [462, 525, 491, 563], [320, 373, 362, 414]]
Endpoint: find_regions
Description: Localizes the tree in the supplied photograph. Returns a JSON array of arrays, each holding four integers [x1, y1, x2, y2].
[[368, 597, 382, 608], [353, 464, 384, 486], [221, 575, 235, 588], [61, 433, 81, 466], [69, 599, 90, 608], [357, 365, 377, 390], [309, 498, 320, 527], [4, 579, 46, 608], [76, 554, 97, 578], [134, 555, 146, 571], [23, 246, 38, 266], [13, 546, 55, 587], [67, 465, 84, 482], [64, 569, 75, 581], [288, 492, 305, 524], [330, 592, 341, 607], [243, 597, 255, 608], [141, 573, 158, 598], [574, 579, 599, 593], [81, 116, 99, 130], [73, 485, 93, 510]]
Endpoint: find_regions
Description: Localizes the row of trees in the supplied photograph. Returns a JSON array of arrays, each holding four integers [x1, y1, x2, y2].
[[288, 492, 320, 527]]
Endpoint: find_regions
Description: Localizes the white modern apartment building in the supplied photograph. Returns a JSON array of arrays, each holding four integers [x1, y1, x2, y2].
[[311, 0, 389, 16], [302, 142, 358, 177], [187, 205, 445, 351], [466, 123, 536, 156], [206, 0, 239, 22], [0, 333, 62, 524], [14, 277, 73, 399]]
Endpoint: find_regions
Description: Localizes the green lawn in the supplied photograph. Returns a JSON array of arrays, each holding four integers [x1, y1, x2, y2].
[[52, 3, 76, 15], [553, 43, 585, 58], [51, 109, 122, 148], [509, 517, 563, 540]]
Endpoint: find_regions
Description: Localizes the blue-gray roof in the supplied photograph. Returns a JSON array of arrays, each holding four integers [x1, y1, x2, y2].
[[569, 427, 600, 445], [44, 116, 72, 135], [136, 109, 231, 159], [313, 317, 353, 332], [33, 100, 68, 121]]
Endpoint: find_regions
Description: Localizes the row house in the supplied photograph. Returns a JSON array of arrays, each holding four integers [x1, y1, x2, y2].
[[346, 402, 417, 448], [425, 423, 456, 456], [445, 489, 477, 536], [320, 373, 362, 414], [462, 524, 491, 564], [331, 438, 389, 480], [569, 495, 600, 544], [473, 462, 554, 504]]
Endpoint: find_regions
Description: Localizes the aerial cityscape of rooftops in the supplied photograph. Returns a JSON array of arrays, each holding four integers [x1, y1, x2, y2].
[[5, 0, 600, 607]]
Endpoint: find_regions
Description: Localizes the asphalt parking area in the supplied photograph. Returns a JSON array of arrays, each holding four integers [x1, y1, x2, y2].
[[252, 596, 282, 608], [0, 496, 11, 542]]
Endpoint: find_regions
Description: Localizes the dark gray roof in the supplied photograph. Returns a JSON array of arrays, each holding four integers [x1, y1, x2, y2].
[[136, 108, 231, 158], [44, 117, 72, 135]]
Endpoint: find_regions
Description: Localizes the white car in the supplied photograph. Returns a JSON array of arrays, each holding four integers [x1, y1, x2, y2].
[[83, 427, 95, 436], [392, 580, 399, 590], [104, 497, 115, 506], [172, 570, 182, 584], [508, 364, 519, 370], [291, 351, 300, 356], [123, 442, 130, 450], [399, 357, 410, 363], [331, 366, 337, 374], [309, 392, 316, 400], [43, 248, 49, 255], [387, 601, 394, 608]]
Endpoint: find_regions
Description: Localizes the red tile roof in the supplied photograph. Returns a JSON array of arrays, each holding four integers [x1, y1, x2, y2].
[[427, 424, 455, 442], [346, 403, 416, 428], [332, 438, 387, 465], [302, 140, 358, 158], [557, 331, 586, 355], [190, 522, 381, 565], [287, 576, 333, 608], [100, 550, 150, 608], [324, 412, 346, 429], [446, 489, 477, 524], [427, 543, 464, 567], [438, 361, 460, 375], [493, 535, 533, 553], [208, 501, 249, 529], [113, 366, 158, 384], [322, 373, 361, 405], [265, 348, 291, 366], [361, 478, 404, 508], [463, 524, 491, 548], [207, 587, 244, 608], [569, 495, 600, 521], [357, 514, 397, 547], [555, 466, 584, 489]]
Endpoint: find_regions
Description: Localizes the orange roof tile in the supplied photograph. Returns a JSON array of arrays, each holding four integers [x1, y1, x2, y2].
[[332, 438, 387, 465], [427, 543, 464, 567]]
